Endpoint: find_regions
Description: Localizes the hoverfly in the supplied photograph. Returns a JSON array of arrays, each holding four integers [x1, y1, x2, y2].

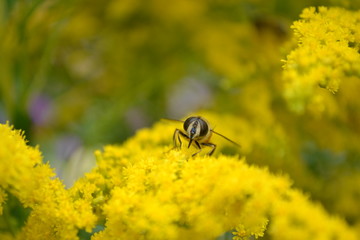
[[164, 116, 240, 156]]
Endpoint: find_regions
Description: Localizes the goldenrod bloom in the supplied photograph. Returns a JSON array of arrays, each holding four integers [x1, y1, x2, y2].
[[85, 120, 357, 240], [282, 7, 360, 114], [0, 123, 96, 240], [0, 121, 358, 239]]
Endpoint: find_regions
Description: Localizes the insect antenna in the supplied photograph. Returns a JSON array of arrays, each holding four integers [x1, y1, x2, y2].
[[211, 130, 241, 147], [161, 118, 185, 123]]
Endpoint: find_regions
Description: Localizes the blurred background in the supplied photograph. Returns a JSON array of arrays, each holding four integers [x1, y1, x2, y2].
[[1, 0, 360, 231]]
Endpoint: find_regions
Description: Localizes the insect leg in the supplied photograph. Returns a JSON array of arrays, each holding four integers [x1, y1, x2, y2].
[[201, 142, 216, 156], [173, 129, 182, 148], [173, 129, 180, 148], [173, 129, 189, 149], [191, 141, 202, 157]]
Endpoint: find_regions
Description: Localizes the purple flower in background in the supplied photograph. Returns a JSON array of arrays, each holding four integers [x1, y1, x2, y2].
[[28, 94, 53, 126]]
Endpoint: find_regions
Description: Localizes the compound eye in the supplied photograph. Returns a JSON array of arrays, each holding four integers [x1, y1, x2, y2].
[[199, 119, 209, 137], [183, 117, 197, 131]]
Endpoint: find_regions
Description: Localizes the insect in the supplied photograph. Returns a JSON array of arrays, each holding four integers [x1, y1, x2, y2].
[[164, 116, 240, 156]]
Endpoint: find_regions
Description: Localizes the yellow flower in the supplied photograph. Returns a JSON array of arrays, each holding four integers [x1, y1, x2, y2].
[[84, 119, 357, 240], [270, 190, 356, 240], [282, 7, 360, 114], [0, 123, 96, 239], [0, 120, 358, 239]]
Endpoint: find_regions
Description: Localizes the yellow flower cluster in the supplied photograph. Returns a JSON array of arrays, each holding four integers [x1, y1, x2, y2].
[[282, 7, 360, 114], [0, 123, 96, 240], [91, 120, 358, 240], [0, 121, 358, 239]]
